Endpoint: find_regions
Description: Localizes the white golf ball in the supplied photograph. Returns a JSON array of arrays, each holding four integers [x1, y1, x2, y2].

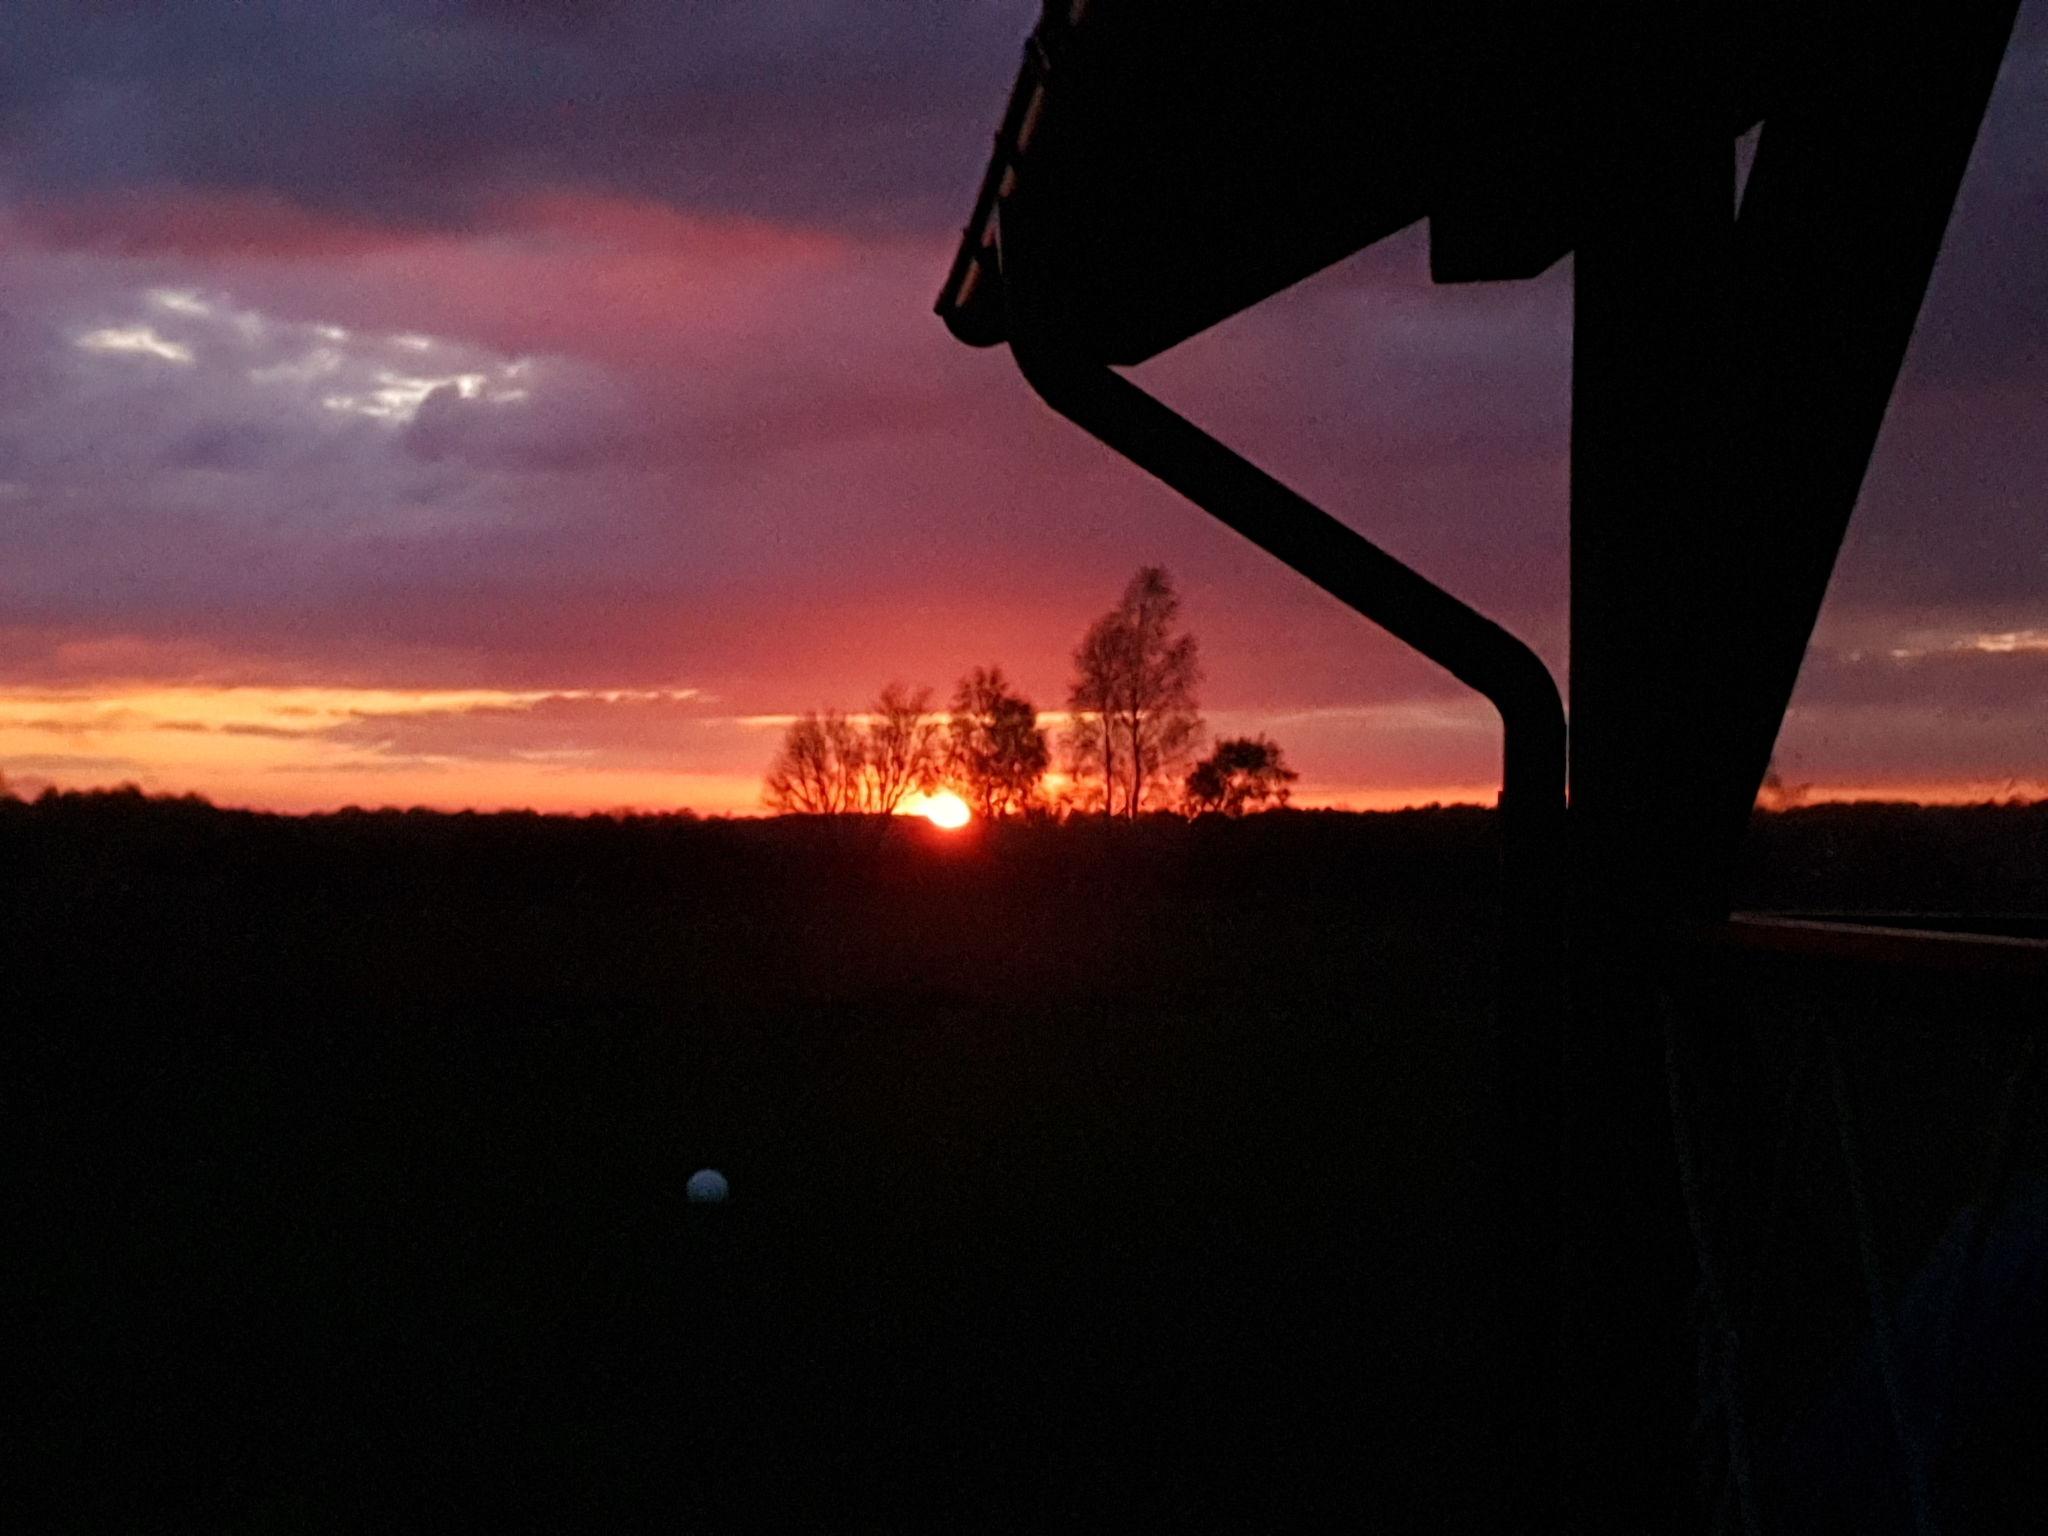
[[686, 1168, 730, 1203]]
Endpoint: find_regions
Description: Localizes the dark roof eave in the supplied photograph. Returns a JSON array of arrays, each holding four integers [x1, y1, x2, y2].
[[934, 8, 1075, 347]]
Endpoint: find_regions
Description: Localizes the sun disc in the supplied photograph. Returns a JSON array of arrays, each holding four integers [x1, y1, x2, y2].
[[920, 790, 971, 830]]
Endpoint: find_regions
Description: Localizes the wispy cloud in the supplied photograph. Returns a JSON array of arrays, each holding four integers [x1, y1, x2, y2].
[[75, 325, 193, 364]]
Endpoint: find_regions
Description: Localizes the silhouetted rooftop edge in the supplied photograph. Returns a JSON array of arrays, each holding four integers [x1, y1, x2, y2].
[[937, 1, 1844, 361]]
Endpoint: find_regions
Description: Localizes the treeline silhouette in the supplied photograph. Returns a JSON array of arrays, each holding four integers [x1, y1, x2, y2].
[[763, 565, 1300, 820], [6, 784, 2043, 913]]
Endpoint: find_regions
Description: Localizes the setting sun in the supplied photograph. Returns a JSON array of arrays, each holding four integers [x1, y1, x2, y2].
[[915, 790, 972, 830]]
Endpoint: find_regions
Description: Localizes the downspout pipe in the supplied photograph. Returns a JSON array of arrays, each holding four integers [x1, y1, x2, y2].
[[999, 204, 1565, 1520], [998, 219, 1565, 843]]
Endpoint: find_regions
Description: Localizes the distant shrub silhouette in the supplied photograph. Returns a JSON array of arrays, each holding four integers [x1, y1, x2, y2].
[[1184, 735, 1298, 817]]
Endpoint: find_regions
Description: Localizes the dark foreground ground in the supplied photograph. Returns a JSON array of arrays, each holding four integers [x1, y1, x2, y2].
[[7, 794, 2045, 1530]]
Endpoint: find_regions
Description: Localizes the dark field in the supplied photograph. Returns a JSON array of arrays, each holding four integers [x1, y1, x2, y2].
[[8, 794, 2046, 1529]]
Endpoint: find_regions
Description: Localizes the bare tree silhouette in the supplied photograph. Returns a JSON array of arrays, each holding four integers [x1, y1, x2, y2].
[[862, 683, 943, 815], [764, 711, 865, 814], [1065, 566, 1202, 819], [1064, 612, 1124, 818]]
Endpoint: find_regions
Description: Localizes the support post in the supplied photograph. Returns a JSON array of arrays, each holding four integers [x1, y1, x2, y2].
[[1562, 8, 1731, 1527], [1699, 0, 2024, 901]]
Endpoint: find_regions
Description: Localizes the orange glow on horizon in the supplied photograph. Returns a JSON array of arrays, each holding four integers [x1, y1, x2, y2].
[[4, 683, 2041, 819]]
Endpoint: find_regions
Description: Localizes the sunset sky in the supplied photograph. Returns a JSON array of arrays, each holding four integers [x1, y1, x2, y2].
[[3, 1, 2043, 815]]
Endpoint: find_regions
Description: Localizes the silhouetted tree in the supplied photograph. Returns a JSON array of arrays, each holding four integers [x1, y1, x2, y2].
[[861, 682, 943, 815], [1065, 566, 1202, 819], [1184, 735, 1298, 817], [948, 666, 1048, 819], [1757, 754, 1811, 812], [764, 711, 865, 814], [1063, 612, 1124, 818]]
